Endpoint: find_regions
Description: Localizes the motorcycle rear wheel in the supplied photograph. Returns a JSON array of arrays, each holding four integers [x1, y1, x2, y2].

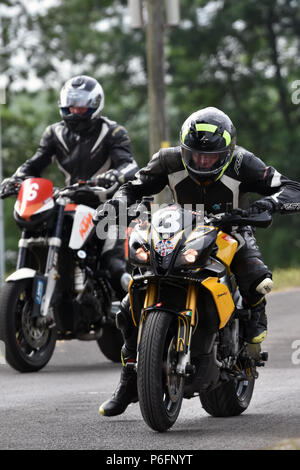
[[97, 324, 123, 363], [0, 279, 57, 372], [137, 310, 184, 432], [199, 372, 255, 417]]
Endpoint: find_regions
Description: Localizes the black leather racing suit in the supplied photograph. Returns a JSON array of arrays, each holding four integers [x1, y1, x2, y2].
[[14, 116, 139, 299], [111, 145, 300, 353]]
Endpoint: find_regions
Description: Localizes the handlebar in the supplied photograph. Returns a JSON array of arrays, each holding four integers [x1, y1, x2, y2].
[[0, 177, 120, 202], [57, 180, 119, 201], [207, 210, 272, 229], [126, 203, 272, 230]]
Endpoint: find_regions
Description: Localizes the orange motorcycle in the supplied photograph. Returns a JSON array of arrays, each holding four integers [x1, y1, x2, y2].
[[0, 177, 122, 372]]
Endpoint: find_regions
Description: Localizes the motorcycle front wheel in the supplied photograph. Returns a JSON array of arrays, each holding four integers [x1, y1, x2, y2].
[[0, 279, 57, 372], [137, 310, 184, 432]]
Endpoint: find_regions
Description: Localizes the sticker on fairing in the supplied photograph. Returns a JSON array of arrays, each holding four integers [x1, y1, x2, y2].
[[154, 239, 175, 257], [68, 205, 96, 249], [35, 279, 44, 305]]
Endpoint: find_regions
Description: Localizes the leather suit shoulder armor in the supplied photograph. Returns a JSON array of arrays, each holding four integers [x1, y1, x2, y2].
[[157, 146, 184, 175]]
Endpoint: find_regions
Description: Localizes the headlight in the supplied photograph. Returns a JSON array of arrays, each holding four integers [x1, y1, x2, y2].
[[182, 249, 198, 264], [174, 228, 218, 269], [135, 246, 150, 263], [128, 224, 151, 266]]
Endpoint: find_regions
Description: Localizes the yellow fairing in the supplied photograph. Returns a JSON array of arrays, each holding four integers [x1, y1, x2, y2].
[[201, 277, 235, 329], [216, 231, 238, 267], [143, 282, 157, 308], [136, 282, 158, 346], [186, 283, 198, 327]]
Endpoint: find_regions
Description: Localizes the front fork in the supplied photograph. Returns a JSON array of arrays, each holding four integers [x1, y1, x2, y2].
[[136, 281, 198, 375], [18, 200, 65, 321], [16, 230, 28, 270], [176, 283, 198, 375], [136, 281, 157, 347], [39, 200, 65, 319]]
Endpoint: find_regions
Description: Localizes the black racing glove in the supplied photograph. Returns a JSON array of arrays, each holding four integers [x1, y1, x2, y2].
[[247, 199, 275, 215], [0, 177, 21, 198], [231, 200, 274, 218], [95, 169, 121, 189], [92, 198, 123, 225]]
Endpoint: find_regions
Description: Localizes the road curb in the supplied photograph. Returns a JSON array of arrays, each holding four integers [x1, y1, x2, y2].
[[266, 438, 300, 450]]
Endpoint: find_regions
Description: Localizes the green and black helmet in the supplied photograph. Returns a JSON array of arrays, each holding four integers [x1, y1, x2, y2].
[[180, 107, 236, 183]]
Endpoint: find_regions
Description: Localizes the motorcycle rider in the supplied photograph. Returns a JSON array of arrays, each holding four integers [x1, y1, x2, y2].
[[0, 75, 139, 299], [93, 106, 300, 417]]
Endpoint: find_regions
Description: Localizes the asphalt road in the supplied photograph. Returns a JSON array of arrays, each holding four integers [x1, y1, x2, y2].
[[1, 289, 300, 451]]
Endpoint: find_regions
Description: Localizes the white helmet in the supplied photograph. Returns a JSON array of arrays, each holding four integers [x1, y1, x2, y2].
[[58, 75, 105, 132]]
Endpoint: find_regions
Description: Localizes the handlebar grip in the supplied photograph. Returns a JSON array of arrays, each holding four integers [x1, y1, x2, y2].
[[216, 210, 272, 229], [246, 211, 273, 228]]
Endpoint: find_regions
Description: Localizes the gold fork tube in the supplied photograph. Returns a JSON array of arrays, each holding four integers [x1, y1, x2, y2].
[[143, 282, 157, 309], [137, 282, 158, 347], [186, 282, 198, 327]]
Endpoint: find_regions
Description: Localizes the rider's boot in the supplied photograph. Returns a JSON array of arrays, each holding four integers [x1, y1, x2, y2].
[[244, 298, 268, 344], [99, 294, 138, 417], [99, 345, 138, 417]]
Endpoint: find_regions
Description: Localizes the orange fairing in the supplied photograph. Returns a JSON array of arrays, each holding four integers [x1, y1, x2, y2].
[[64, 204, 78, 212], [17, 202, 44, 220], [15, 178, 54, 220], [201, 277, 235, 329], [216, 231, 238, 267]]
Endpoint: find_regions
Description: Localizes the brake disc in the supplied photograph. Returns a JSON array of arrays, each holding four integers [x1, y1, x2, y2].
[[166, 338, 184, 402], [21, 301, 49, 349]]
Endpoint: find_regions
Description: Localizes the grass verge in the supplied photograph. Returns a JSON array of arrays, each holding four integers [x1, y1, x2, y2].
[[272, 267, 300, 291]]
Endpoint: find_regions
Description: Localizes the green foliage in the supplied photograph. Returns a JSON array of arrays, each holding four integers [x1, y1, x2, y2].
[[167, 0, 300, 171], [1, 0, 300, 270], [272, 266, 300, 291]]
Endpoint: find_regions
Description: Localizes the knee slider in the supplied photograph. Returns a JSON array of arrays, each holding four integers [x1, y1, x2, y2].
[[255, 275, 274, 295], [120, 272, 132, 292]]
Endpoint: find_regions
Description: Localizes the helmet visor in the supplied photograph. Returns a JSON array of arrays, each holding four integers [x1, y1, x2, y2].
[[59, 89, 97, 109], [182, 147, 229, 174]]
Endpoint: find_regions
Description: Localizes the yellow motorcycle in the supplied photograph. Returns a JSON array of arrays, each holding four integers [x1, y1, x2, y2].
[[127, 202, 271, 432]]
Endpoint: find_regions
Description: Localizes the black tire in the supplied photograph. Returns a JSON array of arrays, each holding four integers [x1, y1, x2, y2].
[[0, 280, 57, 372], [97, 324, 123, 363], [137, 311, 184, 432], [199, 374, 255, 417]]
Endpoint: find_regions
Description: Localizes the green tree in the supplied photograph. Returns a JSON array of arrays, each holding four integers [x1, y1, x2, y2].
[[166, 0, 300, 268], [1, 0, 300, 269]]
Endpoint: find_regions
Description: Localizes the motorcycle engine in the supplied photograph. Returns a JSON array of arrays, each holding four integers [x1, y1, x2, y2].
[[73, 291, 103, 336]]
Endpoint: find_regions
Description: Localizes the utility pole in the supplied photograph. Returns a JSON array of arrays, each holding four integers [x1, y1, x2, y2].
[[128, 0, 180, 158], [0, 98, 5, 285], [146, 0, 169, 157], [0, 12, 5, 284], [128, 0, 180, 203]]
